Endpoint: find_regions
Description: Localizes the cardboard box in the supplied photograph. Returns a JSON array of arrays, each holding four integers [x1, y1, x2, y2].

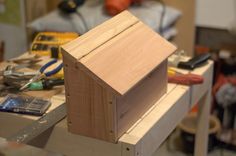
[[62, 11, 176, 142]]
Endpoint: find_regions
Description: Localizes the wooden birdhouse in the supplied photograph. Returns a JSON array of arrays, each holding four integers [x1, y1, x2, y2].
[[61, 11, 176, 143]]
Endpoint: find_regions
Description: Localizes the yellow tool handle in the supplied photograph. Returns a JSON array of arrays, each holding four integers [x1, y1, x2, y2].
[[168, 67, 176, 76]]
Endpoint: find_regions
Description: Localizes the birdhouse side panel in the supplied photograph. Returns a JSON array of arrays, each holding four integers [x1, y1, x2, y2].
[[62, 53, 117, 142], [116, 60, 168, 138]]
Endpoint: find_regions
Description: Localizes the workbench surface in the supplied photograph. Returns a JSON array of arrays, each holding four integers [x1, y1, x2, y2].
[[0, 58, 213, 156]]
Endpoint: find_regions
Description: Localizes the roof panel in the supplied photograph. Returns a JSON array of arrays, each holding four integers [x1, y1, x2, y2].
[[79, 21, 176, 95], [62, 11, 139, 61]]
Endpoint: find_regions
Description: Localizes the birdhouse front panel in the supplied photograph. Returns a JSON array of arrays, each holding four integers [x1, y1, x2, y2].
[[62, 11, 176, 143]]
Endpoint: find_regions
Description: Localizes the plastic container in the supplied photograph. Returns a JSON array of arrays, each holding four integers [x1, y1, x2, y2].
[[179, 113, 221, 153]]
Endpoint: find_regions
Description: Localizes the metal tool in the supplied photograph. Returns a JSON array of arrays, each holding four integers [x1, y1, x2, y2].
[[29, 78, 64, 90], [9, 54, 42, 65], [0, 65, 38, 78], [20, 59, 63, 90], [0, 65, 39, 89]]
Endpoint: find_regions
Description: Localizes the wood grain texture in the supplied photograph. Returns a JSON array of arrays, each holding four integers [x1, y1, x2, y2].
[[80, 22, 176, 95], [119, 84, 190, 156], [190, 61, 213, 106], [118, 62, 213, 156], [116, 61, 167, 138], [0, 83, 65, 140], [62, 11, 174, 142], [62, 11, 139, 61], [62, 11, 176, 95], [193, 61, 213, 156], [34, 119, 123, 156], [194, 89, 211, 156], [27, 60, 212, 155], [0, 59, 212, 156], [63, 53, 117, 142]]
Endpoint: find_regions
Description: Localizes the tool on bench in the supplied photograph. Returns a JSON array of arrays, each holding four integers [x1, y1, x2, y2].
[[0, 94, 51, 116], [9, 54, 42, 65], [28, 78, 64, 90], [168, 68, 204, 85], [0, 84, 19, 97], [168, 50, 185, 67], [0, 65, 38, 78], [30, 32, 78, 59], [0, 64, 39, 96], [177, 53, 211, 70], [0, 65, 39, 88], [168, 52, 211, 70], [20, 59, 63, 91]]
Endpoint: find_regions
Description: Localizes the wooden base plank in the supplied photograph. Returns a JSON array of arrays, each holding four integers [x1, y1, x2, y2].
[[0, 58, 213, 156], [194, 86, 211, 156], [190, 61, 213, 106], [39, 119, 122, 156], [119, 84, 190, 156]]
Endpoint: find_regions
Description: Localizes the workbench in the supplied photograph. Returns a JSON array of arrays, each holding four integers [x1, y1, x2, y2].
[[0, 137, 63, 156], [0, 58, 213, 156]]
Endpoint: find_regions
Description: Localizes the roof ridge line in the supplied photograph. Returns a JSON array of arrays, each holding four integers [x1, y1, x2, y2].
[[78, 21, 140, 61]]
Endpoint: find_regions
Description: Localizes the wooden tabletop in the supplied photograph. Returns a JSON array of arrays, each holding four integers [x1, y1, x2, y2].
[[23, 61, 212, 156], [0, 53, 66, 141], [0, 55, 213, 156]]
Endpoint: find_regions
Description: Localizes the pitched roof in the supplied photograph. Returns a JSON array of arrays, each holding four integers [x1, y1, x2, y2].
[[62, 11, 176, 96]]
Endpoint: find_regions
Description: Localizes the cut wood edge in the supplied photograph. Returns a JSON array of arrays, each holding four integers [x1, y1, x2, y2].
[[119, 85, 189, 145], [61, 11, 139, 61]]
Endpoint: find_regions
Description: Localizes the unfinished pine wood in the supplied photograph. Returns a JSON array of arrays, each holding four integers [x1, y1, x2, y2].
[[0, 89, 65, 139], [119, 84, 190, 156], [63, 56, 168, 142], [190, 61, 213, 106], [63, 54, 117, 142], [62, 11, 176, 96], [62, 11, 176, 142], [80, 22, 175, 95], [116, 61, 167, 137], [193, 62, 213, 156], [119, 61, 213, 156], [62, 11, 139, 61], [194, 89, 211, 156], [32, 119, 123, 156], [0, 59, 213, 156]]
